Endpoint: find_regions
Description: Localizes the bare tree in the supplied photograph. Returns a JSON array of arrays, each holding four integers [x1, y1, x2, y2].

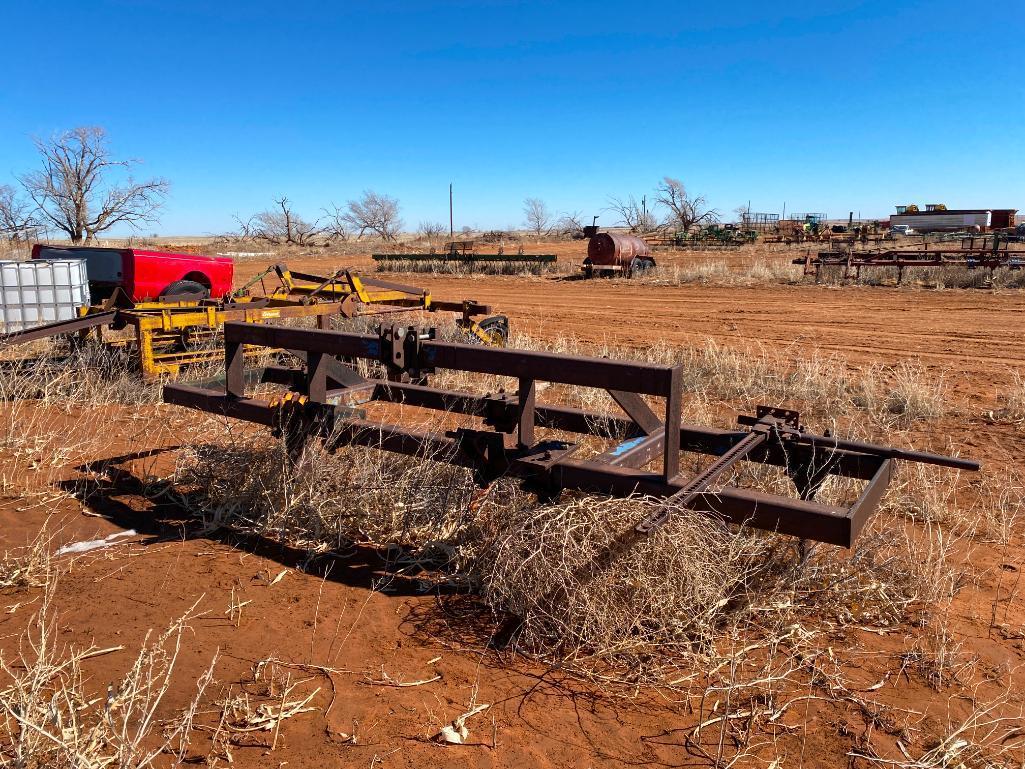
[[654, 177, 718, 232], [522, 198, 554, 238], [340, 190, 402, 240], [555, 210, 586, 238], [250, 197, 323, 245], [0, 184, 42, 241], [20, 127, 169, 243], [417, 221, 446, 244], [230, 213, 258, 241], [321, 203, 353, 241], [605, 195, 657, 233]]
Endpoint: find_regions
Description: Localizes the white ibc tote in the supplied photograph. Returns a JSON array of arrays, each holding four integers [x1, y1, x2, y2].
[[0, 259, 91, 332]]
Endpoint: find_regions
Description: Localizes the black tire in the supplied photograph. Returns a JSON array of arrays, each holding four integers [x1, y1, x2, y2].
[[468, 315, 509, 347], [161, 279, 209, 298], [628, 257, 655, 277]]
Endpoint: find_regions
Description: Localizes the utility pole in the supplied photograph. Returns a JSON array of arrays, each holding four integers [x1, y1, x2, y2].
[[449, 183, 454, 238]]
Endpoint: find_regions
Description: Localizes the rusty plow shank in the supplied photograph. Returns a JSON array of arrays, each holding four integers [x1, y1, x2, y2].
[[163, 323, 979, 549]]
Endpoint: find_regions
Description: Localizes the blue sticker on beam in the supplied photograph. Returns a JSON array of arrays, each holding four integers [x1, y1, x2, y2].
[[609, 436, 646, 457]]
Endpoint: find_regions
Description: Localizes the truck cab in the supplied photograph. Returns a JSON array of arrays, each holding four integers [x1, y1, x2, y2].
[[31, 245, 234, 302]]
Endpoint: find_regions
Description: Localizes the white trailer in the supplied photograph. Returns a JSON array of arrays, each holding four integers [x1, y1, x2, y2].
[[890, 210, 992, 232]]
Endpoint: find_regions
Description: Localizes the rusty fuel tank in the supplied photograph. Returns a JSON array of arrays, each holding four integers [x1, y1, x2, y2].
[[586, 232, 652, 269]]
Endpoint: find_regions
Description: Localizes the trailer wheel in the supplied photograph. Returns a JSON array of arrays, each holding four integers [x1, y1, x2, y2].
[[467, 315, 509, 347], [628, 257, 656, 277], [161, 280, 209, 299]]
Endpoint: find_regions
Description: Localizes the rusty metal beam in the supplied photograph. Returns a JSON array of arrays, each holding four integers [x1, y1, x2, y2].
[[0, 310, 116, 348], [223, 322, 677, 395], [369, 381, 900, 479]]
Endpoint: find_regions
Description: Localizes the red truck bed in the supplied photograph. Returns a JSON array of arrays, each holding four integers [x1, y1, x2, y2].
[[32, 245, 234, 302]]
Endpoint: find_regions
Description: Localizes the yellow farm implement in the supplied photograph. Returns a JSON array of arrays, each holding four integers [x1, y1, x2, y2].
[[0, 263, 508, 378]]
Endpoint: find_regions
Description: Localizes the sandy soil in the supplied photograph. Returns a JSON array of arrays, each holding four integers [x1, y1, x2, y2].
[[1, 243, 1023, 767]]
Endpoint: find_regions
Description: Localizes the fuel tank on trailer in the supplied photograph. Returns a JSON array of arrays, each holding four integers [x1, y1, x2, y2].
[[586, 232, 652, 268]]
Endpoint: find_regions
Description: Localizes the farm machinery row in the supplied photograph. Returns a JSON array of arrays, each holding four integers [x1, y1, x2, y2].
[[372, 241, 557, 274], [0, 256, 508, 378], [797, 234, 1025, 283]]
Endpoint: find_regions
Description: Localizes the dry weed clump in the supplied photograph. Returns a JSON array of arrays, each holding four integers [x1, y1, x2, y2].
[[994, 371, 1025, 424], [174, 434, 479, 553], [813, 263, 1025, 291], [0, 524, 56, 590], [173, 430, 978, 677], [640, 258, 803, 287], [0, 341, 161, 407], [883, 464, 1023, 546], [0, 584, 216, 768], [880, 361, 947, 422], [474, 494, 793, 660]]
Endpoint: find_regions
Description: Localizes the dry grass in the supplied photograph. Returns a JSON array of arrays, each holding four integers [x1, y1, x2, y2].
[[0, 581, 216, 768], [471, 333, 950, 431], [639, 258, 803, 287], [374, 258, 558, 277], [174, 433, 477, 552], [171, 429, 980, 673], [0, 342, 161, 408], [0, 524, 56, 590], [0, 342, 167, 496], [814, 263, 1025, 290], [994, 371, 1025, 424]]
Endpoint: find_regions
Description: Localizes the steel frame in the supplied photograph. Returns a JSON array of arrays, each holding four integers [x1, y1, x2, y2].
[[372, 253, 557, 270], [799, 248, 1025, 282], [163, 323, 979, 548]]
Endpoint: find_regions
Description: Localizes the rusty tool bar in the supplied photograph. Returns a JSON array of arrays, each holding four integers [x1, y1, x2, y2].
[[164, 323, 979, 549], [223, 322, 678, 397], [0, 310, 116, 348]]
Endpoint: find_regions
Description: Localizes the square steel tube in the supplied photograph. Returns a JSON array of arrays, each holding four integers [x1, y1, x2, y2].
[[222, 323, 679, 396], [847, 458, 892, 542], [371, 381, 885, 480]]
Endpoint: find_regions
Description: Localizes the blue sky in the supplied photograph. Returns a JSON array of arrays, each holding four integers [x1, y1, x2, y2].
[[1, 0, 1022, 235]]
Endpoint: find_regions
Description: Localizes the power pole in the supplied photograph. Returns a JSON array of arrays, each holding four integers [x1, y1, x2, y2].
[[449, 183, 454, 238]]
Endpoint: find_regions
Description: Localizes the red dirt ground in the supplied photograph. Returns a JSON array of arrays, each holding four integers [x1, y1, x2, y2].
[[1, 243, 1023, 767]]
